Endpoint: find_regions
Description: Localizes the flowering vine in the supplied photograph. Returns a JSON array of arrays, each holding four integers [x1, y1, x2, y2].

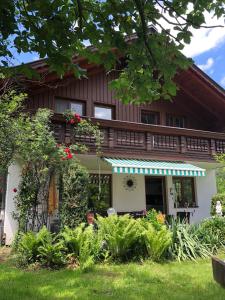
[[14, 108, 102, 233]]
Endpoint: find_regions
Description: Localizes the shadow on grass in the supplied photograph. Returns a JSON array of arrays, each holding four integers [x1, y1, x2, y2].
[[0, 259, 225, 300]]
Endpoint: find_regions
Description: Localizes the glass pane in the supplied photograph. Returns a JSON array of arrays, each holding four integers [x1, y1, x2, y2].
[[70, 102, 83, 115], [183, 178, 194, 207], [55, 99, 69, 113], [173, 179, 182, 208], [166, 114, 185, 128], [94, 106, 112, 120], [141, 111, 158, 124]]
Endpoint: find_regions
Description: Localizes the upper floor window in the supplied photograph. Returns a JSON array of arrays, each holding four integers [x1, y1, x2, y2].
[[166, 114, 186, 128], [94, 105, 114, 120], [55, 98, 85, 116], [141, 110, 160, 125], [173, 177, 196, 208]]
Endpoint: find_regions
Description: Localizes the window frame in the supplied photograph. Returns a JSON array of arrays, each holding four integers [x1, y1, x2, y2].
[[94, 103, 115, 120], [173, 177, 196, 208], [166, 113, 187, 128], [55, 97, 86, 116], [141, 110, 160, 125]]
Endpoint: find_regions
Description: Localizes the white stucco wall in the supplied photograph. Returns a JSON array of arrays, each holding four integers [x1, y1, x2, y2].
[[166, 170, 217, 224], [4, 162, 21, 245], [112, 174, 146, 212]]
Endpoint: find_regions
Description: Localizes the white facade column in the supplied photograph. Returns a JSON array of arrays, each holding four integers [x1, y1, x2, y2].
[[4, 162, 22, 245], [192, 169, 217, 223]]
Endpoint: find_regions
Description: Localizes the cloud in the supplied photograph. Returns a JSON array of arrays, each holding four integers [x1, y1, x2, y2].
[[156, 6, 225, 58], [220, 76, 225, 87], [198, 58, 214, 71], [183, 26, 225, 58], [182, 11, 225, 57]]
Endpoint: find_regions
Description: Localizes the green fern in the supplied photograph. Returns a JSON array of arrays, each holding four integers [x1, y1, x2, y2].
[[61, 224, 101, 270], [96, 214, 141, 260], [143, 223, 172, 261]]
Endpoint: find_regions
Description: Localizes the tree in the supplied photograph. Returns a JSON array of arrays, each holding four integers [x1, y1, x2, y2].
[[0, 1, 224, 103]]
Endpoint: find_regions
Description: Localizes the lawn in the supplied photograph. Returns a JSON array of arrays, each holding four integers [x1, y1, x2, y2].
[[0, 257, 225, 300]]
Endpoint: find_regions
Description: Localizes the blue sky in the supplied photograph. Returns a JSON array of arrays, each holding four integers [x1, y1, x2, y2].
[[193, 41, 225, 88]]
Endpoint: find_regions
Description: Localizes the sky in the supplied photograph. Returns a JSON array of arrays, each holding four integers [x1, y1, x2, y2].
[[182, 14, 225, 89], [11, 9, 225, 90]]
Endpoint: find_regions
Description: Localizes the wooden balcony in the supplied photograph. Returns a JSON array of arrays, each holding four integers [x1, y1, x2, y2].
[[52, 114, 225, 162]]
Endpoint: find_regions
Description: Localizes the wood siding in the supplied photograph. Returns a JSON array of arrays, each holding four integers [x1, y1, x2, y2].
[[27, 69, 220, 132]]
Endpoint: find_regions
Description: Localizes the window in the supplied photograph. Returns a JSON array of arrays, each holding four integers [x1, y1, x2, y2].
[[88, 174, 111, 213], [94, 105, 114, 120], [173, 177, 196, 208], [55, 98, 85, 116], [141, 110, 160, 125], [166, 114, 186, 128]]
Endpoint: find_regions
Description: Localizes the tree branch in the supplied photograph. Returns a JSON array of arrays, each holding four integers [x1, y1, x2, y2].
[[133, 0, 156, 65]]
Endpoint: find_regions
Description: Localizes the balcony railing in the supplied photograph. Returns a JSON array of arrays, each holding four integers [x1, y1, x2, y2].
[[52, 115, 225, 161]]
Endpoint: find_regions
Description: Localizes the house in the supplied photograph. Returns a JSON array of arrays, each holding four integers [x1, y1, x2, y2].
[[1, 57, 225, 245]]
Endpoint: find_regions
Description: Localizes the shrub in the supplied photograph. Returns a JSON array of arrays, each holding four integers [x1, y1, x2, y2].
[[96, 214, 141, 261], [38, 242, 66, 268], [139, 219, 172, 261], [211, 193, 225, 216], [60, 224, 101, 270], [16, 226, 54, 267], [194, 216, 225, 252], [60, 160, 90, 228], [169, 219, 211, 261]]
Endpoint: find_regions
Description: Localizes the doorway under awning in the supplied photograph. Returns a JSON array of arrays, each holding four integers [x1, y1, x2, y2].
[[103, 158, 206, 177]]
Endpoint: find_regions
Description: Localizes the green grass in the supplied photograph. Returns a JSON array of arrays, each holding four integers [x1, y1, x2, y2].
[[0, 259, 225, 300]]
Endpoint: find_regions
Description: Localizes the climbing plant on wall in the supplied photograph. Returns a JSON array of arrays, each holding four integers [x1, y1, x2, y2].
[[60, 159, 90, 228], [12, 107, 102, 233]]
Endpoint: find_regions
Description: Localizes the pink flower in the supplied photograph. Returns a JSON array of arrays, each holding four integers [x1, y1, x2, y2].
[[70, 119, 75, 124]]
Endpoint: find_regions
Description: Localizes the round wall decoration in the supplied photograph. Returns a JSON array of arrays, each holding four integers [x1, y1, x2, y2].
[[123, 175, 137, 191]]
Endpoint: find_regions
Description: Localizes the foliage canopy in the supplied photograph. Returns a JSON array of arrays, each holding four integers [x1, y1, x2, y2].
[[1, 1, 224, 103]]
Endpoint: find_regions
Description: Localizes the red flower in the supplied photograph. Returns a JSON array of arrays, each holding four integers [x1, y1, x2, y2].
[[13, 188, 17, 193], [70, 119, 75, 124], [74, 113, 81, 123], [64, 147, 70, 153], [67, 153, 73, 159]]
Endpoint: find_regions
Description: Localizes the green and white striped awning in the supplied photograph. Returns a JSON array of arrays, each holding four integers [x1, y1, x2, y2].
[[104, 158, 206, 177]]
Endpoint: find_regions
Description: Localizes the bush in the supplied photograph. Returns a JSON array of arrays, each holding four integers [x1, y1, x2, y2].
[[169, 219, 211, 261], [194, 216, 225, 252], [16, 226, 53, 267], [96, 214, 141, 261], [211, 193, 225, 216], [60, 224, 101, 270], [139, 219, 172, 261], [60, 160, 90, 228], [38, 242, 66, 268]]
